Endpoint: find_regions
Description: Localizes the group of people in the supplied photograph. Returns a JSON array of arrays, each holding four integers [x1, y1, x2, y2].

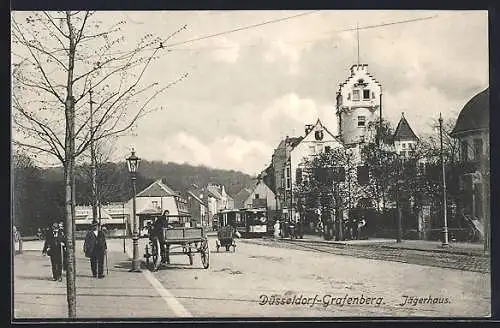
[[42, 219, 107, 281]]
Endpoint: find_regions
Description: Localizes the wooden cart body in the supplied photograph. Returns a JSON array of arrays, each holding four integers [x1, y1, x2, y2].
[[144, 226, 210, 270], [216, 225, 236, 252]]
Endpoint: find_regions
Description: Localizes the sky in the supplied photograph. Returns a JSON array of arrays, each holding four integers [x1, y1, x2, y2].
[[12, 10, 489, 176]]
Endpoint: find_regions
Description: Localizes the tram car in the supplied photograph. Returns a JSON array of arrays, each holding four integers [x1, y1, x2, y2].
[[213, 208, 268, 238]]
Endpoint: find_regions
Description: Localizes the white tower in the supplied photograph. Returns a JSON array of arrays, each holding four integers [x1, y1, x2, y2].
[[336, 64, 382, 146]]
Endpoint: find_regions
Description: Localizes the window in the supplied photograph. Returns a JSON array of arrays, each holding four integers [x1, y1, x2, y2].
[[347, 93, 351, 100], [286, 167, 291, 190], [255, 194, 260, 199], [325, 146, 331, 152], [461, 141, 469, 162], [152, 200, 158, 208], [473, 139, 483, 160], [296, 168, 303, 185], [358, 116, 366, 127], [353, 90, 360, 101], [363, 89, 370, 100], [309, 145, 315, 154], [402, 143, 407, 149]]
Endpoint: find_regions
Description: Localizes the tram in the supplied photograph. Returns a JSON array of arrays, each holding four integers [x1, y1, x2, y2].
[[213, 208, 269, 238]]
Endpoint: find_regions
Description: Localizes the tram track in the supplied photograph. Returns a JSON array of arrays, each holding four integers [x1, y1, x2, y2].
[[240, 238, 490, 274]]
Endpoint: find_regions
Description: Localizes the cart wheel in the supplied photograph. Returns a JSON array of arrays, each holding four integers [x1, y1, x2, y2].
[[200, 239, 210, 269], [165, 245, 170, 265]]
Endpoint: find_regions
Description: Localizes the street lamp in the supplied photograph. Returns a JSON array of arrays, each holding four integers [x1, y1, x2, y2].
[[126, 148, 141, 272], [439, 113, 449, 247]]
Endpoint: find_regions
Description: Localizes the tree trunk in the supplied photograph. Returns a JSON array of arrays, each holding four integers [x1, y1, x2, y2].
[[64, 11, 77, 318]]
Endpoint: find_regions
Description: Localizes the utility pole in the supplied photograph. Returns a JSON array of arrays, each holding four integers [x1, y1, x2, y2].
[[89, 86, 98, 224], [439, 113, 449, 247]]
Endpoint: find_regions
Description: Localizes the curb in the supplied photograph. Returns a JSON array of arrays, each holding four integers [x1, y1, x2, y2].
[[262, 236, 486, 257], [379, 244, 487, 257]]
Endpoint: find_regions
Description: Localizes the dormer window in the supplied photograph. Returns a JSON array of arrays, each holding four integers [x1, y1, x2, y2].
[[363, 89, 370, 100], [353, 90, 360, 101]]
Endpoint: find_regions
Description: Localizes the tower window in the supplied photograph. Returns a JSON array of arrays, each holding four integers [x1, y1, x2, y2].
[[402, 143, 407, 149], [353, 90, 360, 101], [473, 138, 483, 160], [363, 89, 370, 100], [461, 141, 469, 162], [357, 116, 366, 127]]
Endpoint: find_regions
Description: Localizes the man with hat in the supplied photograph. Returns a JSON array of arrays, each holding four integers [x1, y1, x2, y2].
[[83, 220, 107, 278], [42, 222, 66, 281]]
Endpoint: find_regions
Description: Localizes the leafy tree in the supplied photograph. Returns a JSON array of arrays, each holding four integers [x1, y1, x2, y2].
[[295, 147, 364, 240]]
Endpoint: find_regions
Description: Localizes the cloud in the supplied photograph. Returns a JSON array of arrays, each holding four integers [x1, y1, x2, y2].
[[210, 37, 240, 63], [262, 93, 319, 124]]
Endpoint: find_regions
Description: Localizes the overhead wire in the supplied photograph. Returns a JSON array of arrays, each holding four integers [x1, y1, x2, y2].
[[164, 14, 439, 53]]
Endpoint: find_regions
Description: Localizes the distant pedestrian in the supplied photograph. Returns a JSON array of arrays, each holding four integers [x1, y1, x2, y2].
[[358, 217, 367, 239], [273, 220, 281, 240], [84, 220, 107, 278], [42, 222, 65, 281]]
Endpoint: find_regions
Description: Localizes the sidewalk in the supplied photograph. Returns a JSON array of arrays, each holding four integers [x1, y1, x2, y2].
[[280, 234, 487, 256], [13, 240, 175, 319]]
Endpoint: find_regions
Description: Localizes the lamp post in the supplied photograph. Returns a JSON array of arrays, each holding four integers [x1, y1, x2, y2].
[[126, 148, 141, 272], [439, 114, 449, 247], [395, 154, 403, 243]]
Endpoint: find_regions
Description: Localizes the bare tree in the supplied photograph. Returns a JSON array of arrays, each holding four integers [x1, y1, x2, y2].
[[11, 11, 187, 318]]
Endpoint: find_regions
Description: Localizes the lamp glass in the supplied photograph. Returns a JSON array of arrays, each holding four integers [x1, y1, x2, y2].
[[126, 150, 140, 173]]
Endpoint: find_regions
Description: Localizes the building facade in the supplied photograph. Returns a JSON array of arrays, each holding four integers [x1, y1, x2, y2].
[[393, 113, 419, 158], [128, 178, 191, 230], [243, 179, 277, 211], [450, 88, 489, 245], [336, 64, 382, 146]]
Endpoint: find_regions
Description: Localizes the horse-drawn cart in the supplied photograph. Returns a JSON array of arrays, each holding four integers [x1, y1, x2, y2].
[[144, 226, 210, 271]]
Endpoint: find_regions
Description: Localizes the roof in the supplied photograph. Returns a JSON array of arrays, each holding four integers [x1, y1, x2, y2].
[[393, 114, 419, 141], [233, 188, 253, 208], [288, 136, 303, 148], [451, 88, 489, 136], [187, 190, 205, 205], [136, 179, 177, 198], [207, 185, 223, 200]]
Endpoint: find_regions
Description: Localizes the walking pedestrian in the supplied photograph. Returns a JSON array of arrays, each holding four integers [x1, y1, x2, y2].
[[58, 221, 67, 271], [83, 220, 107, 278], [42, 222, 65, 281]]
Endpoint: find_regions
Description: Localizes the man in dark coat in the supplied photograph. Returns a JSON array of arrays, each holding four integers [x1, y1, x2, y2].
[[42, 222, 65, 281], [84, 220, 107, 278]]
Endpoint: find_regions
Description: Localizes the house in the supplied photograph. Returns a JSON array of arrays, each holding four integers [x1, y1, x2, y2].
[[186, 186, 208, 228], [450, 87, 489, 242], [271, 119, 344, 221], [75, 203, 128, 238], [233, 187, 253, 209], [393, 113, 419, 158], [243, 178, 277, 211], [127, 178, 191, 230]]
